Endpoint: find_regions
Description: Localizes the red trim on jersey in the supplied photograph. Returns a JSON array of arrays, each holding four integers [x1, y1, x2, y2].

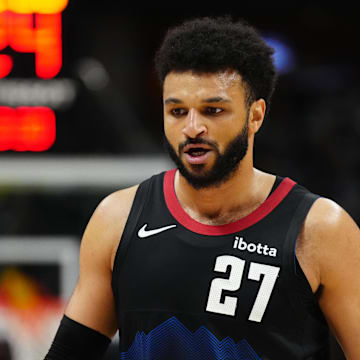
[[163, 168, 296, 235]]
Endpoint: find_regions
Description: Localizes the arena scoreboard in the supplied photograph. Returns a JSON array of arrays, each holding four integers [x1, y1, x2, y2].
[[0, 0, 68, 152]]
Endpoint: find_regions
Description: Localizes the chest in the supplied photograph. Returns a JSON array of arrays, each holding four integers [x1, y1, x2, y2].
[[117, 222, 296, 328], [182, 201, 264, 226]]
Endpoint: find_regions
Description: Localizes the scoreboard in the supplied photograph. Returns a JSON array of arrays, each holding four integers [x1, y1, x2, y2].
[[0, 0, 69, 152]]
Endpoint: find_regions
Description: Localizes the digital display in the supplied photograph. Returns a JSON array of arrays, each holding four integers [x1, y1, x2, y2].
[[0, 0, 68, 151]]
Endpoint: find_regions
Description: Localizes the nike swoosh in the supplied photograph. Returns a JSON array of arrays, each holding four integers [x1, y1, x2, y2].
[[138, 224, 177, 238]]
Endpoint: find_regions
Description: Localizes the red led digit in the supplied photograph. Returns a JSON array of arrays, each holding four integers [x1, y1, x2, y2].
[[7, 11, 62, 78], [0, 106, 56, 151]]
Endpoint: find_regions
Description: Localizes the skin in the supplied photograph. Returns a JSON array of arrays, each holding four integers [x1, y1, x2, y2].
[[64, 70, 360, 359]]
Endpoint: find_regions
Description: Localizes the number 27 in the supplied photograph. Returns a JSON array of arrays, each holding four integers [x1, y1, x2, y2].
[[206, 255, 280, 322]]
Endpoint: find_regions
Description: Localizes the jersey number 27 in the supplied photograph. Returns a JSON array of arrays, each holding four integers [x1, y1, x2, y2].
[[206, 255, 280, 322]]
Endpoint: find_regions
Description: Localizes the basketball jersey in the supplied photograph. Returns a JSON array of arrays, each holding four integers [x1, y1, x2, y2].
[[111, 169, 330, 360]]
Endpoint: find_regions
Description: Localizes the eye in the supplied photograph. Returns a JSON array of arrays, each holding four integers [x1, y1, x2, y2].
[[205, 107, 223, 115], [170, 108, 187, 117]]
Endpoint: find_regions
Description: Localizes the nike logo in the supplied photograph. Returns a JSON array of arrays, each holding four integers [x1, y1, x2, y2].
[[138, 224, 177, 238]]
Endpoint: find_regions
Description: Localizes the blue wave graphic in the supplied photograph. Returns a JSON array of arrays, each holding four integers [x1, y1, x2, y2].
[[120, 316, 261, 360]]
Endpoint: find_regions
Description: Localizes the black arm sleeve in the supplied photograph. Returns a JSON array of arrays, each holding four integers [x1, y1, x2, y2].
[[44, 315, 112, 360]]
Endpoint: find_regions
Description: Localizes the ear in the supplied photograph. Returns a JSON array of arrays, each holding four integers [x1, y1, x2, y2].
[[248, 99, 266, 134]]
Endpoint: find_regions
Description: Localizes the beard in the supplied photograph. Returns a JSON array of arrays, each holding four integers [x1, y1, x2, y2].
[[163, 121, 249, 190]]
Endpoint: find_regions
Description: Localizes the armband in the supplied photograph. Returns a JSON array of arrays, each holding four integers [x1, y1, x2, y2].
[[44, 315, 111, 360]]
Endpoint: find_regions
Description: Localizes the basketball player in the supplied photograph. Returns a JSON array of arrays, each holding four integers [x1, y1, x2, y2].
[[45, 17, 360, 360]]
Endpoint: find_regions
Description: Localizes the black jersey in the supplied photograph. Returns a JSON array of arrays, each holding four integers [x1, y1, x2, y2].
[[112, 169, 329, 360]]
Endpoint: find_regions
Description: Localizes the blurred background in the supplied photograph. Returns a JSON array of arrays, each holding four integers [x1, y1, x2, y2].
[[0, 1, 359, 359]]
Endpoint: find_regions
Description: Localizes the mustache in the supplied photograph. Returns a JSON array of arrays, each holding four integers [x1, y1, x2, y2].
[[178, 138, 219, 153]]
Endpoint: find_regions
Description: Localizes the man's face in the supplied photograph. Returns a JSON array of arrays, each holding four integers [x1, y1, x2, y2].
[[163, 70, 250, 189]]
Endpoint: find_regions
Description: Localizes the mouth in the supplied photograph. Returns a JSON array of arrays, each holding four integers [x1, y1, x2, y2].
[[185, 147, 210, 157], [183, 144, 212, 156], [182, 144, 212, 164]]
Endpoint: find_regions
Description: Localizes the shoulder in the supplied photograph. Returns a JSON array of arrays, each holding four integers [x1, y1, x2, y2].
[[304, 197, 358, 243], [302, 197, 360, 357], [80, 184, 139, 272], [95, 185, 140, 230], [303, 196, 360, 286]]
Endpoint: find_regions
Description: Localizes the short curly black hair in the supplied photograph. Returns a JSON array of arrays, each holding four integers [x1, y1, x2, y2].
[[154, 16, 277, 108]]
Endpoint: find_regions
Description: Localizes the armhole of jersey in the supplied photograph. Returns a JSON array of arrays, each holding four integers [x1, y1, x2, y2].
[[282, 190, 320, 301], [283, 190, 330, 352], [111, 177, 152, 299]]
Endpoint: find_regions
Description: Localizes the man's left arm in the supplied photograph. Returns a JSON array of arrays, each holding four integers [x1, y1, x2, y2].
[[307, 198, 360, 359]]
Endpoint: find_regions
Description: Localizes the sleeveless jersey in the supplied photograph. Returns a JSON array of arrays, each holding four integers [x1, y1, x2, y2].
[[111, 169, 330, 360]]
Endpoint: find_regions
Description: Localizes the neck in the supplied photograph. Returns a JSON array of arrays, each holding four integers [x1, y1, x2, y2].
[[174, 159, 275, 225]]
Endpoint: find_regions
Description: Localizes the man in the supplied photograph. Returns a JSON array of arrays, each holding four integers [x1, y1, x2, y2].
[[45, 16, 360, 360]]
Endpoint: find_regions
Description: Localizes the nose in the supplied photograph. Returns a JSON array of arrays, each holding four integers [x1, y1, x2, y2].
[[182, 108, 207, 139]]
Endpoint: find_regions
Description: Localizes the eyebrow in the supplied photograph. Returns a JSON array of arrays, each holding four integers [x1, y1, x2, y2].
[[202, 96, 231, 103], [164, 97, 183, 105], [164, 96, 231, 105]]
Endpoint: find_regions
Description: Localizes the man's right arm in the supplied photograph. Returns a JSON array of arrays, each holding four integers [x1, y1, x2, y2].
[[45, 185, 138, 359]]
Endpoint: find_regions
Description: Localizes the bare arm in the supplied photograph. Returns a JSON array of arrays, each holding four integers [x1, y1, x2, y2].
[[64, 185, 138, 338], [305, 198, 360, 359]]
